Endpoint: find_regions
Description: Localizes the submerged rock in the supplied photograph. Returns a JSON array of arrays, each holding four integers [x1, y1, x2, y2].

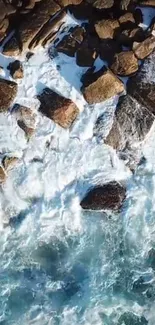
[[0, 78, 17, 112], [82, 67, 125, 104], [38, 87, 79, 128], [80, 181, 126, 211]]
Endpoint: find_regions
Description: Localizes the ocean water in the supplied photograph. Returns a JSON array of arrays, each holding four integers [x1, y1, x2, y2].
[[0, 9, 155, 325]]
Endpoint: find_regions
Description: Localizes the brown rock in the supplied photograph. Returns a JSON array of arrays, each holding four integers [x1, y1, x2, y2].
[[3, 34, 21, 57], [82, 67, 125, 105], [0, 166, 6, 184], [56, 26, 85, 57], [0, 78, 17, 112], [2, 156, 19, 171], [86, 0, 114, 9], [138, 0, 155, 6], [56, 0, 83, 6], [38, 87, 79, 128], [7, 60, 23, 79], [80, 181, 126, 211], [95, 19, 120, 40], [118, 25, 145, 46], [118, 12, 135, 25], [119, 0, 136, 10], [110, 51, 138, 76], [0, 0, 8, 21], [13, 104, 36, 139], [133, 35, 155, 60], [0, 18, 9, 41]]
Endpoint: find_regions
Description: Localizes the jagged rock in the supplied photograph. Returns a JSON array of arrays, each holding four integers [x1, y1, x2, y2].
[[99, 39, 122, 64], [127, 52, 155, 115], [76, 43, 97, 67], [17, 0, 61, 51], [104, 95, 154, 151], [7, 60, 23, 79], [133, 35, 155, 59], [86, 0, 114, 9], [118, 25, 145, 46], [3, 34, 21, 56], [81, 67, 125, 105], [13, 104, 36, 139], [95, 19, 120, 39], [138, 0, 155, 6], [2, 156, 19, 171], [56, 26, 85, 57], [80, 181, 126, 211], [0, 78, 17, 112], [110, 51, 138, 76], [118, 12, 135, 25], [0, 166, 6, 184], [38, 87, 79, 128], [118, 312, 148, 325]]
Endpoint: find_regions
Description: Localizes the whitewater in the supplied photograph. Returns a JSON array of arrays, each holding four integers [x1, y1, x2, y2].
[[0, 7, 155, 325]]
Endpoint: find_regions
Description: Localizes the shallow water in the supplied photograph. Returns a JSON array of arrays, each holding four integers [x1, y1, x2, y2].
[[0, 10, 155, 325]]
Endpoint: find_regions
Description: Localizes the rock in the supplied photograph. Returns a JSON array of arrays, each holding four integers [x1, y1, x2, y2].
[[2, 34, 21, 57], [38, 87, 79, 128], [118, 25, 145, 46], [95, 19, 120, 40], [127, 52, 155, 115], [7, 60, 23, 79], [118, 312, 148, 325], [138, 0, 155, 6], [119, 0, 136, 10], [68, 2, 94, 21], [0, 18, 9, 41], [0, 78, 17, 112], [118, 12, 135, 25], [0, 0, 8, 21], [13, 104, 37, 139], [133, 35, 155, 60], [134, 8, 143, 25], [99, 39, 122, 64], [80, 181, 126, 211], [2, 156, 19, 171], [56, 0, 83, 6], [0, 166, 6, 184], [104, 95, 155, 151], [76, 43, 97, 67], [56, 26, 85, 57], [81, 67, 125, 105], [110, 51, 138, 76], [26, 51, 34, 61], [86, 0, 114, 9]]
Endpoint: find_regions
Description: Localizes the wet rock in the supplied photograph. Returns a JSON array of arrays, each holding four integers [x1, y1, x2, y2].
[[76, 43, 97, 67], [99, 39, 122, 64], [138, 0, 155, 6], [26, 51, 34, 61], [81, 67, 125, 105], [95, 19, 120, 40], [118, 25, 145, 46], [86, 0, 114, 9], [133, 35, 155, 60], [13, 104, 37, 139], [110, 51, 138, 76], [38, 87, 79, 128], [2, 156, 19, 171], [0, 78, 17, 112], [0, 166, 6, 184], [127, 52, 155, 115], [80, 181, 126, 211], [2, 34, 21, 56], [118, 312, 148, 325], [104, 95, 155, 151], [7, 60, 23, 79], [56, 26, 85, 57]]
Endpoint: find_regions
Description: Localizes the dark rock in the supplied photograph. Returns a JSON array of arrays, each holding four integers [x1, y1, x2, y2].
[[7, 60, 23, 79], [0, 18, 9, 41], [56, 0, 83, 6], [2, 34, 21, 56], [76, 42, 97, 67], [0, 78, 17, 112], [104, 95, 155, 151], [117, 25, 145, 46], [95, 18, 120, 39], [118, 312, 148, 325], [86, 0, 114, 9], [13, 104, 36, 139], [56, 26, 85, 57], [38, 87, 79, 128], [133, 35, 155, 60], [119, 0, 137, 11], [26, 51, 34, 60], [134, 8, 143, 25], [110, 51, 138, 76], [99, 39, 122, 64], [81, 67, 125, 104], [80, 181, 126, 211], [127, 52, 155, 115], [68, 2, 94, 21]]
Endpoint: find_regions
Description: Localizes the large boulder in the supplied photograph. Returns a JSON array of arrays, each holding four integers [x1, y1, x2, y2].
[[127, 52, 155, 115], [110, 51, 138, 76], [133, 35, 155, 60], [80, 181, 126, 211], [104, 95, 155, 151], [0, 78, 17, 112], [38, 87, 79, 128], [81, 67, 125, 104], [95, 19, 120, 40]]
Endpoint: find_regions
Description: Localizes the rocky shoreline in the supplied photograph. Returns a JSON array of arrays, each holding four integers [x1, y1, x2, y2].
[[0, 0, 155, 214]]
